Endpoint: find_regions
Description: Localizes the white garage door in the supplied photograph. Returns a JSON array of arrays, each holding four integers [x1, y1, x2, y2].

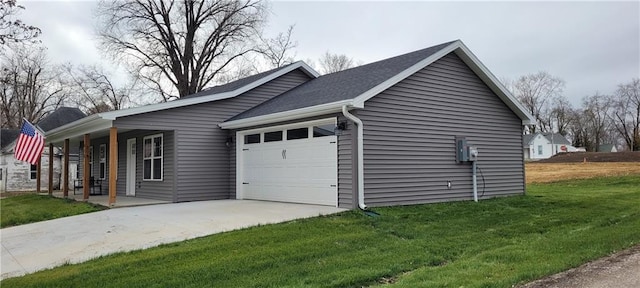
[[240, 121, 337, 206]]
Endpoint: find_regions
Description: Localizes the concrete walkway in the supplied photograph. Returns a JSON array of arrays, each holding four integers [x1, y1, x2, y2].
[[0, 200, 345, 280]]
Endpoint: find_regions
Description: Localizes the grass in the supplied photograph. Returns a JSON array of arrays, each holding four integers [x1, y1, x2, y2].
[[3, 176, 639, 287], [526, 162, 640, 183], [0, 194, 106, 228]]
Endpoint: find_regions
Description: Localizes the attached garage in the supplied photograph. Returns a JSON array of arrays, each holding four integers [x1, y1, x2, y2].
[[236, 119, 338, 206]]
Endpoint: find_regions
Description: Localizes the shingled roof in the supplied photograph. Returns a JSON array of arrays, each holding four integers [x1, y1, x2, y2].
[[181, 63, 303, 99], [37, 107, 86, 132], [1, 107, 85, 152], [227, 41, 455, 122], [1, 129, 20, 150], [543, 133, 571, 145]]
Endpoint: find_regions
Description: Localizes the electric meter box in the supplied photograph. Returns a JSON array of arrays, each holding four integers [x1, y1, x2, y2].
[[456, 137, 478, 162], [456, 137, 468, 163]]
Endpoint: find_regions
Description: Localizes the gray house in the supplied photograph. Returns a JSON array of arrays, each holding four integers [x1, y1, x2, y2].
[[45, 40, 535, 209]]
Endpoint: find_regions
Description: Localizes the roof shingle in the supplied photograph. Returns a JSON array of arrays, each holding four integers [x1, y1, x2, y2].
[[37, 107, 86, 132], [227, 41, 456, 121], [180, 63, 299, 99]]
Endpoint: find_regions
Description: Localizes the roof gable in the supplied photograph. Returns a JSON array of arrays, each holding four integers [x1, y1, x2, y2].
[[98, 61, 318, 121], [227, 41, 454, 122], [180, 64, 309, 99], [523, 133, 538, 145], [221, 40, 535, 129], [44, 62, 319, 143]]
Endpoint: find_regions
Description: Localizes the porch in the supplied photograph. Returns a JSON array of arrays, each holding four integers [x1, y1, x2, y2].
[[47, 191, 170, 208], [41, 114, 175, 205]]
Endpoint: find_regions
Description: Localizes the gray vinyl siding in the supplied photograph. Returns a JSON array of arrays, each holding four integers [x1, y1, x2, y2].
[[114, 69, 311, 202], [114, 130, 175, 201], [80, 130, 175, 201], [337, 115, 355, 208], [357, 52, 525, 207], [230, 114, 354, 208]]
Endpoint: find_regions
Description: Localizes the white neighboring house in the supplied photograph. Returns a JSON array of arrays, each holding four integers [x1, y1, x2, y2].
[[0, 141, 61, 192], [0, 107, 85, 192], [523, 132, 576, 160]]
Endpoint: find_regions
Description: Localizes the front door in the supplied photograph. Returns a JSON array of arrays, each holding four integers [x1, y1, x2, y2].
[[126, 138, 136, 196]]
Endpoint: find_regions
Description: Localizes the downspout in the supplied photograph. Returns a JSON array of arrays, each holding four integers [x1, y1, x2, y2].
[[341, 105, 367, 210]]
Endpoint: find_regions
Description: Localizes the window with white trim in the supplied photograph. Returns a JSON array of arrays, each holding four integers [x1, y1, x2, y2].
[[99, 144, 107, 179], [537, 145, 543, 155], [143, 134, 163, 180]]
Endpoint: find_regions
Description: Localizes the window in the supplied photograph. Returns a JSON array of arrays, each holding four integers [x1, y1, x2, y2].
[[244, 134, 260, 144], [143, 134, 163, 180], [287, 128, 308, 140], [264, 131, 283, 142], [313, 124, 335, 137], [99, 144, 107, 179], [0, 168, 2, 180], [30, 164, 37, 179], [537, 145, 543, 155]]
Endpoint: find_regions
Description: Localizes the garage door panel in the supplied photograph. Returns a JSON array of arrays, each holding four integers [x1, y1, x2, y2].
[[242, 134, 337, 206]]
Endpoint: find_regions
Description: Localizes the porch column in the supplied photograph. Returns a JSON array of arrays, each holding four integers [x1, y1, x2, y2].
[[83, 134, 90, 200], [36, 155, 41, 193], [108, 127, 117, 206], [63, 139, 70, 197], [48, 143, 53, 195]]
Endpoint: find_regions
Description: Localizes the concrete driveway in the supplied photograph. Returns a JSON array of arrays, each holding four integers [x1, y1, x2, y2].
[[0, 200, 345, 280]]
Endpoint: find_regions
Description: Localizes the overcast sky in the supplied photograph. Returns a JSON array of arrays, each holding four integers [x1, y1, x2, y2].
[[18, 0, 640, 106]]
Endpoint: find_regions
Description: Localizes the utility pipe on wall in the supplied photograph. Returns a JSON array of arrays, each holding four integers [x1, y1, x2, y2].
[[341, 105, 367, 210], [472, 161, 478, 202]]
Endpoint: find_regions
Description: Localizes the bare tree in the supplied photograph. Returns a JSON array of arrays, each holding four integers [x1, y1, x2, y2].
[[609, 78, 640, 151], [97, 0, 269, 101], [259, 25, 296, 68], [0, 0, 40, 45], [582, 93, 612, 151], [0, 44, 65, 128], [63, 64, 139, 115], [511, 72, 565, 133], [550, 96, 573, 136], [318, 51, 355, 74]]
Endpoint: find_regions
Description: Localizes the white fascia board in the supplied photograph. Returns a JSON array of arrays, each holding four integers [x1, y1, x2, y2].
[[44, 114, 102, 137], [45, 118, 113, 144], [351, 41, 461, 107], [101, 61, 319, 120], [44, 61, 319, 141], [452, 42, 537, 126], [219, 100, 353, 130]]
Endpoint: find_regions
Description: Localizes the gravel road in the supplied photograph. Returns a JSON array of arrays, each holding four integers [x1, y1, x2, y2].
[[520, 245, 640, 288]]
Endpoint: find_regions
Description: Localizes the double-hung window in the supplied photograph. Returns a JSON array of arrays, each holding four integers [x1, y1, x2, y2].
[[537, 145, 543, 155], [99, 144, 107, 179], [143, 134, 163, 180]]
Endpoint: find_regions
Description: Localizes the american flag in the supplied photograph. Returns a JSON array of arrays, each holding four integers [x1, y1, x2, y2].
[[14, 120, 45, 165]]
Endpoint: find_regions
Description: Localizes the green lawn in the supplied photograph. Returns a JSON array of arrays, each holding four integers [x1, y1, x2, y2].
[[3, 176, 640, 287], [0, 194, 106, 228]]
